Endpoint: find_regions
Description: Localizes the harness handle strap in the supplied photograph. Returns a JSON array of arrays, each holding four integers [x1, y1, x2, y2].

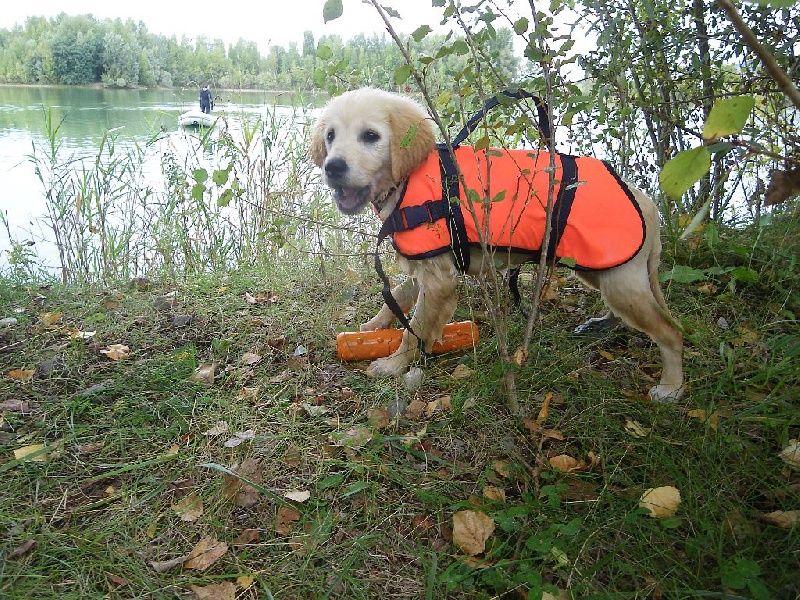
[[374, 217, 428, 356], [452, 90, 552, 148]]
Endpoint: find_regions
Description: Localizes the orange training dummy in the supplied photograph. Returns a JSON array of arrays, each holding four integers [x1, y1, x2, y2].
[[336, 321, 479, 361]]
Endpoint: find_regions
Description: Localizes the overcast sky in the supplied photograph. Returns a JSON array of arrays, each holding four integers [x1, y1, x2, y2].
[[0, 0, 447, 52]]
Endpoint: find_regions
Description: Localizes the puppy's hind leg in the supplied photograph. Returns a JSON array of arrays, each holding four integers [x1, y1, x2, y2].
[[584, 263, 684, 402]]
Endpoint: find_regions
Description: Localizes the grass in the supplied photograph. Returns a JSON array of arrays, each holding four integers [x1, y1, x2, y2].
[[1, 220, 798, 600]]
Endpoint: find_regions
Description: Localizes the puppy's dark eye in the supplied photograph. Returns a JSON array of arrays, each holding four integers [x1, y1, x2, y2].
[[326, 129, 335, 143], [361, 130, 380, 143]]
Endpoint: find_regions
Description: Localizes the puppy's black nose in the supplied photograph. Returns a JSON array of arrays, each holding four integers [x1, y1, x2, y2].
[[324, 158, 348, 180]]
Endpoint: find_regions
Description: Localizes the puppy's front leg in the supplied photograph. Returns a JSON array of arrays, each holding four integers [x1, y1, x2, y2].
[[367, 256, 459, 376], [360, 277, 419, 331]]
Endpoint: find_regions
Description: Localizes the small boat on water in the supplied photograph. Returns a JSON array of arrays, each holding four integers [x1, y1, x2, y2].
[[178, 109, 218, 128]]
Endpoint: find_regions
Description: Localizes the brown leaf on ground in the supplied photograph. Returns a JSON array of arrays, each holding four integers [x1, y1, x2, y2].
[[172, 493, 204, 522], [191, 363, 218, 384], [760, 510, 799, 529], [687, 408, 719, 430], [276, 506, 302, 535], [13, 444, 47, 462], [183, 536, 228, 571], [549, 454, 585, 473], [39, 311, 62, 326], [452, 510, 495, 556], [6, 369, 35, 382], [367, 407, 391, 429], [536, 392, 552, 424], [625, 419, 650, 438], [779, 439, 800, 470], [482, 486, 506, 503], [104, 571, 128, 588], [189, 582, 237, 600], [8, 539, 37, 559], [492, 459, 512, 478], [404, 398, 427, 420], [100, 344, 130, 360], [222, 458, 263, 507], [329, 426, 373, 448], [202, 421, 229, 437], [232, 529, 261, 545], [451, 364, 473, 379]]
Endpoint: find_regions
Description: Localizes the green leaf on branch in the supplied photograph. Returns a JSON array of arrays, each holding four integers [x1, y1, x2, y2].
[[747, 0, 797, 7], [702, 95, 755, 140], [513, 18, 529, 34], [412, 25, 432, 42], [394, 64, 412, 85], [659, 146, 711, 200], [322, 0, 343, 23], [316, 44, 333, 60]]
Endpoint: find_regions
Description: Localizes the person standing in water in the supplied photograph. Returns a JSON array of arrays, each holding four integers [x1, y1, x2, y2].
[[199, 84, 212, 114]]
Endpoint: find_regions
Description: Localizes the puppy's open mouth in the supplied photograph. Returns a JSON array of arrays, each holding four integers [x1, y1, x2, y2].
[[333, 186, 371, 214]]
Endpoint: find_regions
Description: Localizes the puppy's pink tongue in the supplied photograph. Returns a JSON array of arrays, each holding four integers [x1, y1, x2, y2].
[[339, 188, 361, 210]]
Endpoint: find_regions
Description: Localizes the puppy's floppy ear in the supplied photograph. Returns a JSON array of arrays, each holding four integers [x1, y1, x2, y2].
[[310, 117, 327, 168], [389, 100, 436, 183]]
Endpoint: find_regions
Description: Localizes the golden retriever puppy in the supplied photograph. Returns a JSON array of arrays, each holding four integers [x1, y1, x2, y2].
[[311, 87, 684, 402]]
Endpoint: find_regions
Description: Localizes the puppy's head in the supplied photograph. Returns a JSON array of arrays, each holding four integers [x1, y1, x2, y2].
[[311, 88, 436, 215]]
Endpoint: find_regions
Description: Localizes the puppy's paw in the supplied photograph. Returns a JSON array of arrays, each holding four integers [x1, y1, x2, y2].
[[648, 384, 685, 403], [366, 354, 411, 377], [360, 316, 392, 332]]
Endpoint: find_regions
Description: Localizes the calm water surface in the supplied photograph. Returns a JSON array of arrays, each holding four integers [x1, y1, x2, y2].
[[0, 86, 317, 271]]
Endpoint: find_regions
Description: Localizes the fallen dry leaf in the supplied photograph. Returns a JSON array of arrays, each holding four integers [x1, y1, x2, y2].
[[172, 494, 204, 522], [202, 421, 229, 437], [639, 486, 681, 518], [512, 346, 528, 367], [625, 419, 650, 438], [275, 506, 302, 535], [39, 311, 62, 326], [232, 529, 260, 545], [329, 426, 373, 448], [779, 439, 800, 470], [451, 364, 473, 379], [537, 392, 552, 425], [760, 510, 799, 529], [8, 539, 37, 559], [492, 459, 512, 478], [482, 486, 506, 503], [367, 407, 391, 429], [191, 363, 218, 384], [183, 536, 228, 571], [100, 344, 130, 361], [223, 458, 263, 507], [404, 398, 427, 420], [6, 369, 35, 382], [237, 574, 256, 589], [284, 490, 311, 503], [549, 454, 583, 473], [241, 352, 262, 365], [223, 429, 255, 448], [452, 510, 495, 556], [13, 443, 47, 462], [189, 582, 236, 600], [104, 571, 128, 588], [687, 408, 719, 430]]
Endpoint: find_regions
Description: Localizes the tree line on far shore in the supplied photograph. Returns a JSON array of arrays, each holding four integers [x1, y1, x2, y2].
[[0, 13, 519, 90]]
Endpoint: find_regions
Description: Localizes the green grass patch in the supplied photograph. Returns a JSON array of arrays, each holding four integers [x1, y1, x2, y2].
[[1, 246, 798, 599]]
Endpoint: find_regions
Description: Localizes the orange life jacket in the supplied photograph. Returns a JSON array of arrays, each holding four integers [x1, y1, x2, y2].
[[381, 146, 645, 271]]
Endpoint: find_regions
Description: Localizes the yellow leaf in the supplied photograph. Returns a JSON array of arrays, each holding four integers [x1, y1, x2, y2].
[[452, 510, 495, 555], [687, 408, 719, 430], [14, 443, 47, 462], [492, 459, 512, 478], [536, 392, 552, 425], [639, 486, 681, 518], [6, 369, 35, 382], [39, 311, 62, 326]]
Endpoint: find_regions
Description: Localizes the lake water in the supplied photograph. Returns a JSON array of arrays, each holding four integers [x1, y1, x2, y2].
[[0, 86, 319, 273]]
